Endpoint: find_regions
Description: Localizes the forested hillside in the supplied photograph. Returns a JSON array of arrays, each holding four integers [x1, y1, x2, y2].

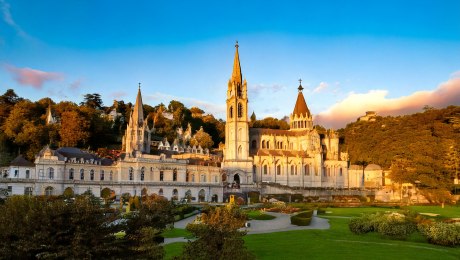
[[342, 106, 460, 191]]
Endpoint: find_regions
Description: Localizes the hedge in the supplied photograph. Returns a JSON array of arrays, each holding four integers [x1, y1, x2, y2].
[[290, 210, 313, 226]]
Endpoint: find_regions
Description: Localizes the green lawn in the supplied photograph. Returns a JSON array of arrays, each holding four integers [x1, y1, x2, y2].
[[405, 205, 460, 218], [162, 228, 193, 239], [246, 210, 276, 220], [164, 206, 460, 260]]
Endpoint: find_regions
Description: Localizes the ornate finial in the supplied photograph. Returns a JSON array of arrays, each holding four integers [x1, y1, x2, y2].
[[138, 82, 141, 90], [235, 40, 239, 49], [298, 78, 304, 92]]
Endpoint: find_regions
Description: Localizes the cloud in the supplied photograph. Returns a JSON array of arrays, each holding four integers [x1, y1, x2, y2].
[[248, 83, 285, 97], [5, 64, 63, 89], [315, 74, 460, 129], [109, 91, 128, 99], [0, 0, 30, 39], [313, 82, 328, 93], [69, 79, 82, 91], [145, 91, 226, 118]]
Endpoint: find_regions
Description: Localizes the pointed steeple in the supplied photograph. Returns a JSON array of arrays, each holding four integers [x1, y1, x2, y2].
[[231, 41, 242, 84], [131, 83, 144, 126], [292, 79, 310, 117], [46, 103, 56, 125]]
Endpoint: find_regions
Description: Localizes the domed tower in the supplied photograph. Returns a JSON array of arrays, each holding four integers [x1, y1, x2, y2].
[[289, 79, 313, 131]]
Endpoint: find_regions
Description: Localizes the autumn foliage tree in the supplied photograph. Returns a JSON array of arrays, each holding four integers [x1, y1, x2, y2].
[[178, 206, 255, 260]]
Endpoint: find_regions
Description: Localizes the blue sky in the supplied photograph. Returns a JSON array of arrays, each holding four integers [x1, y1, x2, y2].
[[1, 0, 459, 128]]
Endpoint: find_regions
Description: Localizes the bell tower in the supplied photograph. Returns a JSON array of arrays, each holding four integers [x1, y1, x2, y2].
[[222, 42, 253, 186]]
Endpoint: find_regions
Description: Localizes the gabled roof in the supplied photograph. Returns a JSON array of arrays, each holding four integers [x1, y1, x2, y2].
[[10, 155, 34, 167]]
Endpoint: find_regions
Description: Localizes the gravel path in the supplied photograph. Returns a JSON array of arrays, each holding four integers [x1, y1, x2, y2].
[[164, 210, 330, 245]]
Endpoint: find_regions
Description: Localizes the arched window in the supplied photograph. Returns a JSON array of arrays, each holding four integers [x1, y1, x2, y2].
[[48, 168, 54, 179], [25, 169, 30, 179], [237, 83, 242, 97], [159, 188, 163, 196], [109, 171, 113, 181], [45, 186, 54, 196], [172, 189, 178, 200], [276, 165, 281, 175], [141, 167, 145, 181], [263, 165, 268, 175], [173, 169, 177, 181], [237, 103, 243, 118], [251, 140, 257, 149], [291, 165, 295, 175], [192, 174, 195, 182], [304, 165, 310, 176], [267, 141, 270, 149], [69, 168, 74, 180], [198, 189, 206, 202], [262, 140, 266, 149], [160, 171, 164, 181], [339, 168, 343, 176], [90, 169, 94, 181], [229, 106, 233, 118], [129, 167, 133, 181], [237, 145, 242, 158], [100, 170, 105, 181], [80, 169, 84, 180]]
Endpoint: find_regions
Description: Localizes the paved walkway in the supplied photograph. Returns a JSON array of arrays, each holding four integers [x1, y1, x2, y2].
[[164, 211, 330, 245]]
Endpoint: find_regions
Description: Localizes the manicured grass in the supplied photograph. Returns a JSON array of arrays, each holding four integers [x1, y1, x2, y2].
[[405, 205, 460, 218], [244, 218, 460, 260], [246, 210, 276, 220], [164, 206, 460, 259], [318, 207, 401, 217], [162, 228, 193, 238]]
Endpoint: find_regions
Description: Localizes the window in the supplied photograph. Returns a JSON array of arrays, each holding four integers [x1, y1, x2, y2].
[[201, 175, 206, 182], [323, 167, 327, 177], [45, 186, 54, 196], [173, 169, 177, 181], [100, 170, 105, 181], [267, 141, 270, 149], [214, 176, 218, 183], [172, 189, 178, 200], [90, 170, 94, 181], [110, 171, 113, 181], [229, 106, 233, 118], [263, 165, 268, 175], [159, 188, 163, 196], [14, 170, 18, 177], [80, 169, 84, 180], [141, 167, 145, 181], [262, 140, 266, 149], [276, 165, 281, 175], [48, 168, 54, 179], [25, 170, 30, 179], [129, 168, 133, 181], [237, 145, 242, 158], [192, 174, 195, 182], [339, 168, 343, 176], [291, 165, 295, 175], [237, 83, 242, 97], [237, 103, 243, 118], [160, 171, 164, 181], [69, 168, 74, 180], [24, 187, 33, 196], [304, 165, 310, 176]]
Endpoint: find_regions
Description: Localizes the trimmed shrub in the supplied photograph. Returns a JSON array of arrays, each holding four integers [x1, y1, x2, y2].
[[290, 210, 313, 226], [418, 222, 460, 247], [349, 214, 377, 234]]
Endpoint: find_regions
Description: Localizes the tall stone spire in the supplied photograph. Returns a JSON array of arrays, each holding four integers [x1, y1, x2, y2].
[[231, 41, 242, 84], [290, 79, 313, 131], [131, 83, 144, 126]]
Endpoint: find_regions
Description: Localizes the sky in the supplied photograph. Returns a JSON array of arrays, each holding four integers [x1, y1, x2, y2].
[[1, 0, 459, 128]]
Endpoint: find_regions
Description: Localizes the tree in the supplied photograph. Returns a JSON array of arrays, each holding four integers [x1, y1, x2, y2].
[[80, 93, 103, 110], [0, 89, 22, 127], [179, 206, 255, 260], [59, 110, 90, 147], [252, 117, 289, 130], [190, 126, 214, 149]]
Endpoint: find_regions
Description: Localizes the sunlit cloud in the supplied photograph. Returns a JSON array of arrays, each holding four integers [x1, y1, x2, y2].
[[313, 82, 328, 93], [315, 74, 460, 129], [0, 0, 31, 39], [145, 91, 226, 118], [4, 64, 63, 89]]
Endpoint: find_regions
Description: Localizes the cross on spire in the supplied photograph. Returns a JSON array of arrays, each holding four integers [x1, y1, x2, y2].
[[235, 40, 239, 49], [298, 78, 304, 92], [138, 82, 141, 89]]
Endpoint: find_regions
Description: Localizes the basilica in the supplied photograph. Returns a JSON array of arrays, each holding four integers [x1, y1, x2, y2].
[[0, 43, 352, 202]]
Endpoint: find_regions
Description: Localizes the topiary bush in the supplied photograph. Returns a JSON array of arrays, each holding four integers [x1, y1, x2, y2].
[[418, 222, 460, 247], [290, 210, 313, 226], [349, 212, 416, 240]]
